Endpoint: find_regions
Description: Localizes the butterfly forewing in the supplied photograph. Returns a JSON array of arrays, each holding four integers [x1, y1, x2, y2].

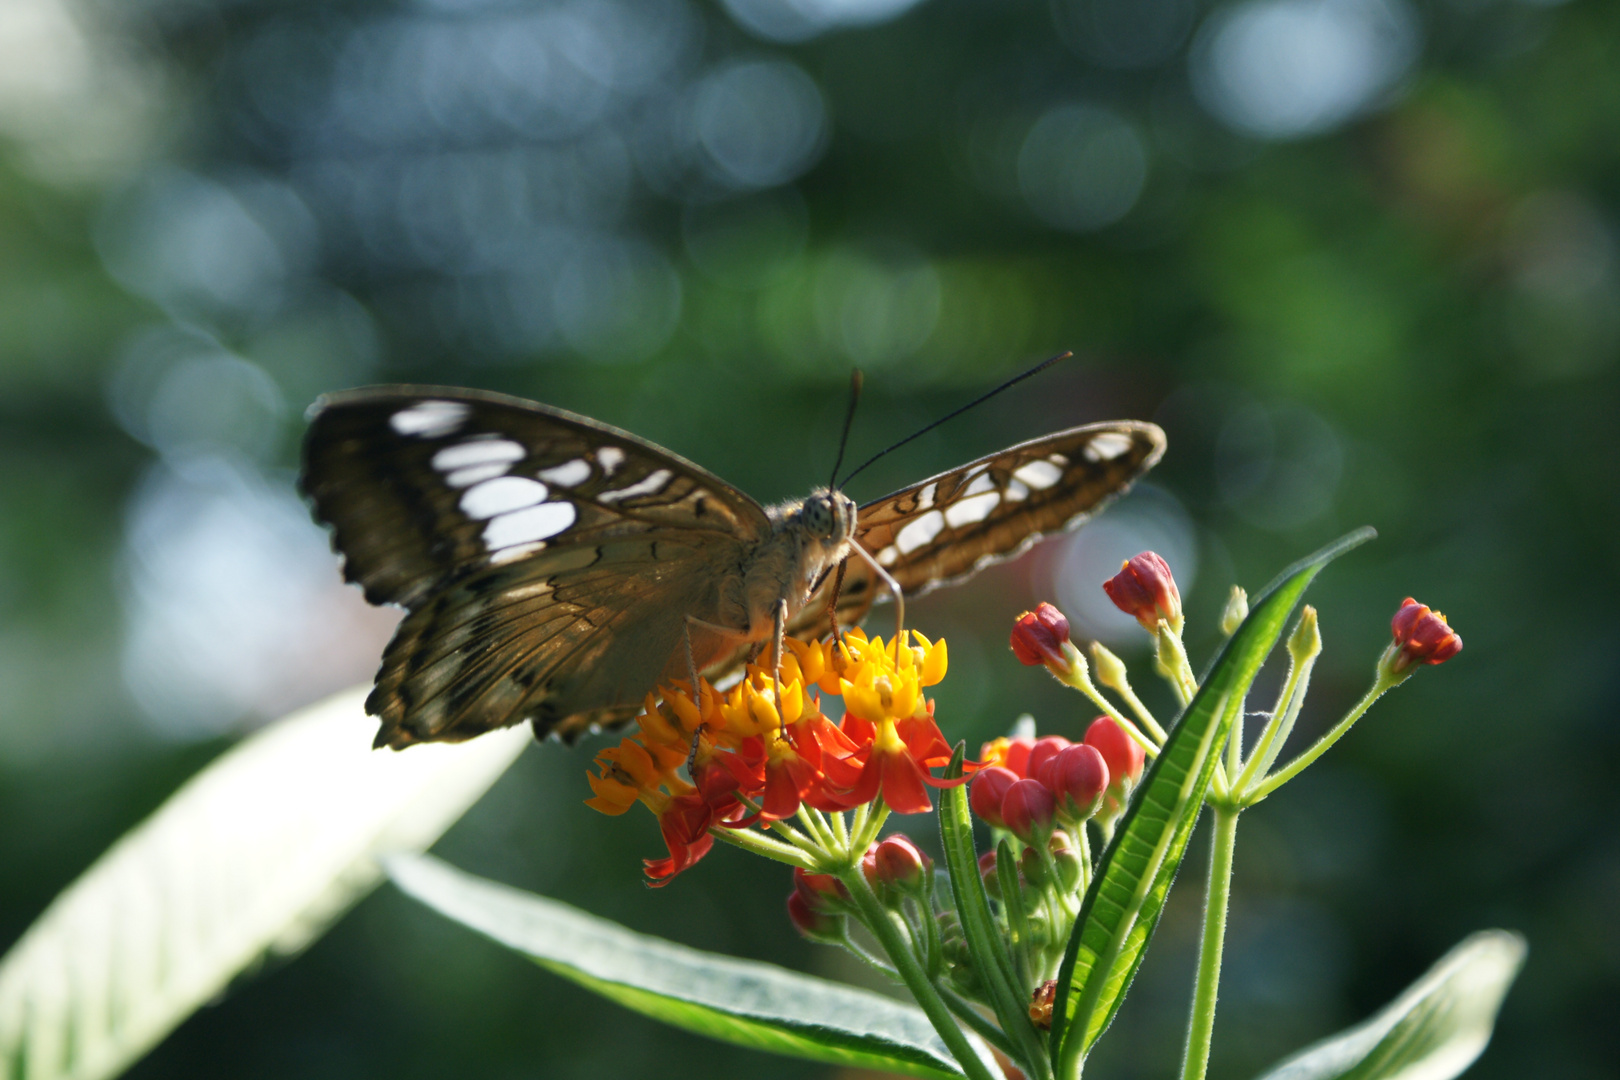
[[821, 422, 1166, 625], [300, 386, 772, 745]]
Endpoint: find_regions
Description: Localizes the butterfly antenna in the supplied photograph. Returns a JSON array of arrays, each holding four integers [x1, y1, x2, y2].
[[838, 351, 1073, 488], [829, 369, 864, 490]]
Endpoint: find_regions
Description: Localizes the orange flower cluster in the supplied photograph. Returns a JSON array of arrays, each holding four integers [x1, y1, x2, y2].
[[585, 628, 967, 885]]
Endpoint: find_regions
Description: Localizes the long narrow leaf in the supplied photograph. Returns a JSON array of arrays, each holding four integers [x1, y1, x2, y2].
[[0, 687, 528, 1080], [1253, 930, 1525, 1080], [388, 853, 992, 1080], [1053, 528, 1376, 1070], [938, 752, 1050, 1077]]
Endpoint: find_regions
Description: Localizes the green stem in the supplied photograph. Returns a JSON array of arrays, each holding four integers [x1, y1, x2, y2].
[[842, 870, 1000, 1080], [1111, 680, 1167, 745], [940, 987, 1021, 1062], [1233, 649, 1316, 797], [1179, 804, 1240, 1080], [1246, 674, 1393, 803], [709, 824, 816, 870]]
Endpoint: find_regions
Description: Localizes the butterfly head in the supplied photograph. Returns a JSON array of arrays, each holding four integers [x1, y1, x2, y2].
[[801, 489, 858, 546]]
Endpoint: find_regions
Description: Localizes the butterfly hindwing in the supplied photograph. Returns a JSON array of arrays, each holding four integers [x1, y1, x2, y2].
[[300, 386, 772, 744]]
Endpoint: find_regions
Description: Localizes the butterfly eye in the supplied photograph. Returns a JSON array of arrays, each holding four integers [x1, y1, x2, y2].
[[802, 494, 838, 540]]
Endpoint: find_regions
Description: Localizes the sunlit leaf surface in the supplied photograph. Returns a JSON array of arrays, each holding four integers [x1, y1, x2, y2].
[[1252, 931, 1525, 1080], [0, 687, 528, 1080], [389, 853, 993, 1080]]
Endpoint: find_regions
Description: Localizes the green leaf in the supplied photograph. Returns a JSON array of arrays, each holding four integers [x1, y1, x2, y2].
[[1252, 931, 1525, 1080], [0, 687, 528, 1080], [387, 853, 992, 1080], [938, 749, 1052, 1079], [1053, 528, 1376, 1072]]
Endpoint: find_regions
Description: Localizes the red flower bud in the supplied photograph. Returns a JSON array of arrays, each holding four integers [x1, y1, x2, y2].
[[1004, 736, 1034, 777], [863, 834, 932, 892], [793, 866, 848, 912], [970, 766, 1020, 827], [1084, 716, 1144, 787], [1001, 778, 1057, 843], [1011, 603, 1072, 666], [1043, 743, 1109, 822], [787, 890, 842, 941], [1387, 597, 1462, 674], [1102, 552, 1182, 633], [1026, 735, 1073, 788]]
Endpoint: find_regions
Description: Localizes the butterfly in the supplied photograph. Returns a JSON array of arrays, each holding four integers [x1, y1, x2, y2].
[[300, 385, 1165, 749]]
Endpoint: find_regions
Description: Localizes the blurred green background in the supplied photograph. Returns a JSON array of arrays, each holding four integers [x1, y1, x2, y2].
[[2, 0, 1615, 1076]]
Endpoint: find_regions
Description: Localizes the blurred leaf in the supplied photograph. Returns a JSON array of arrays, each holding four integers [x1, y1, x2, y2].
[[1252, 930, 1526, 1080], [388, 853, 987, 1080], [0, 687, 527, 1080], [1053, 528, 1376, 1072]]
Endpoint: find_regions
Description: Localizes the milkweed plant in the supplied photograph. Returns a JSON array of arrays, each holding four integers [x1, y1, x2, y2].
[[0, 529, 1524, 1080], [393, 528, 1518, 1080]]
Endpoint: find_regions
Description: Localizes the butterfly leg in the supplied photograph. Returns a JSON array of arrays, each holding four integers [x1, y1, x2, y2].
[[770, 598, 788, 723]]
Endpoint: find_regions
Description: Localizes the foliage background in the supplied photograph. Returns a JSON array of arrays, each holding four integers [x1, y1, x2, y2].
[[1, 0, 1614, 1077]]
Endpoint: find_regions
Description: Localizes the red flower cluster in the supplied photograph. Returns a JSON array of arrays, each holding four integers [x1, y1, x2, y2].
[[585, 629, 970, 885], [973, 717, 1142, 838]]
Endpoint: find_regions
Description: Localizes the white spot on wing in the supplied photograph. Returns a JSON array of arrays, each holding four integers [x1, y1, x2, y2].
[[597, 447, 626, 475], [490, 541, 547, 565], [484, 501, 577, 549], [389, 400, 470, 437], [446, 463, 510, 488], [945, 491, 1000, 527], [963, 472, 997, 497], [461, 476, 549, 519], [1005, 478, 1030, 501], [539, 459, 592, 487], [432, 439, 525, 471], [895, 509, 946, 555], [598, 468, 673, 504], [916, 483, 936, 510], [1084, 432, 1134, 461], [877, 545, 898, 567], [1013, 460, 1063, 490], [1048, 453, 1069, 467]]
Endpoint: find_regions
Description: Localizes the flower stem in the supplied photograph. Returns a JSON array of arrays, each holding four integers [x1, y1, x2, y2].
[[1246, 674, 1394, 803], [842, 870, 1000, 1080], [1179, 804, 1239, 1080], [709, 824, 815, 870]]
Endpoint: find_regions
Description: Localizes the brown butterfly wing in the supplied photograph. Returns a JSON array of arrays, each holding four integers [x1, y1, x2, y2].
[[809, 422, 1166, 632], [300, 386, 772, 745]]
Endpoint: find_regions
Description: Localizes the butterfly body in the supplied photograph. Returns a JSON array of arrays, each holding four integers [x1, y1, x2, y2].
[[300, 386, 1164, 748]]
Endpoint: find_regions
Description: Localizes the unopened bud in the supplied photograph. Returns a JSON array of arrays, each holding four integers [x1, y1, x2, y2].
[[1089, 641, 1131, 695], [1010, 603, 1072, 667], [970, 766, 1020, 827], [1382, 597, 1462, 678], [1103, 552, 1183, 635], [1220, 586, 1249, 636], [1085, 716, 1145, 822], [1043, 743, 1109, 824], [1025, 735, 1072, 786], [1001, 778, 1057, 844], [1288, 605, 1321, 664], [787, 891, 844, 942], [863, 834, 932, 894]]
